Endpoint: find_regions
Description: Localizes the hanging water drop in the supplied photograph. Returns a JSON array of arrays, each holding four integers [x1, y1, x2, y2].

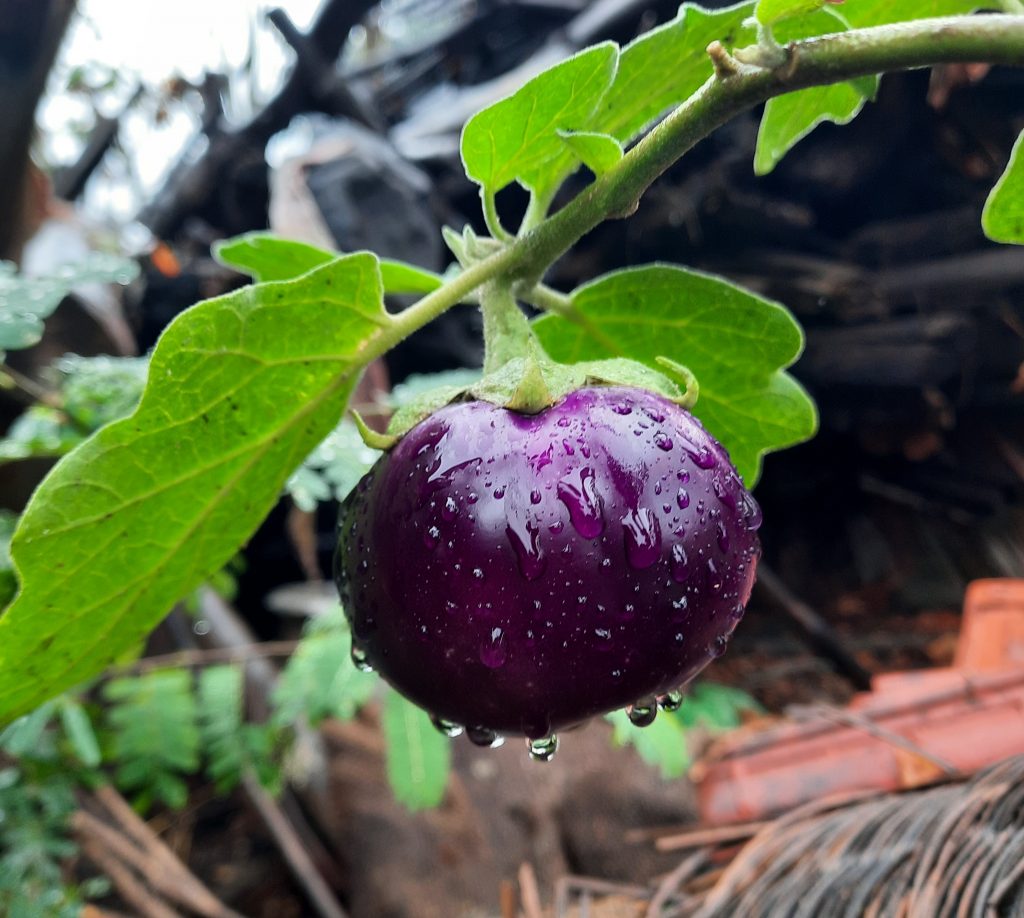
[[527, 735, 559, 762], [626, 699, 658, 727], [658, 691, 684, 712], [350, 643, 373, 672], [466, 726, 505, 748], [431, 716, 464, 738], [556, 467, 605, 538]]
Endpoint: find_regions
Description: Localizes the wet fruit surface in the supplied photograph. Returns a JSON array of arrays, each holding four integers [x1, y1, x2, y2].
[[336, 387, 761, 740]]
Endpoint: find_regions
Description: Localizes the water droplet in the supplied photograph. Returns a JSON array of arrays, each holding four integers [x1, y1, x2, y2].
[[557, 467, 605, 539], [654, 481, 663, 496], [424, 525, 440, 549], [708, 634, 729, 658], [654, 432, 673, 451], [549, 520, 564, 534], [594, 626, 612, 645], [493, 486, 506, 499], [472, 567, 484, 580], [351, 644, 373, 672], [529, 444, 554, 472], [707, 558, 722, 591], [431, 716, 464, 738], [467, 492, 479, 505], [712, 476, 737, 512], [644, 407, 665, 423], [658, 691, 684, 712], [717, 522, 731, 553], [671, 596, 688, 620], [562, 438, 575, 456], [671, 544, 689, 583], [479, 627, 507, 669], [622, 507, 661, 569], [688, 445, 718, 469], [741, 490, 763, 531], [442, 496, 458, 520], [612, 402, 632, 415], [677, 470, 691, 483], [467, 726, 504, 748], [506, 516, 546, 581], [527, 735, 559, 762], [676, 488, 690, 510], [627, 700, 658, 727], [557, 417, 571, 428]]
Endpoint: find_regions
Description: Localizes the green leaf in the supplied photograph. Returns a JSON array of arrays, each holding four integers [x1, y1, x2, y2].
[[983, 129, 1024, 244], [0, 511, 17, 610], [557, 131, 623, 175], [216, 233, 443, 294], [606, 709, 691, 779], [103, 669, 200, 810], [197, 665, 249, 791], [286, 419, 380, 512], [677, 682, 763, 731], [533, 265, 817, 484], [0, 255, 138, 359], [0, 253, 390, 725], [460, 43, 619, 197], [593, 2, 755, 144], [0, 703, 56, 758], [58, 698, 101, 768], [382, 689, 450, 811], [753, 9, 876, 175], [839, 0, 980, 27], [755, 0, 842, 26]]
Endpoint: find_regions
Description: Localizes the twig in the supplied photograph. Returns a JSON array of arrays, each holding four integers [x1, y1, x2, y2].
[[519, 862, 544, 918], [78, 837, 179, 918], [242, 773, 349, 918], [646, 850, 708, 917], [754, 564, 873, 690], [105, 640, 301, 676], [652, 821, 772, 853]]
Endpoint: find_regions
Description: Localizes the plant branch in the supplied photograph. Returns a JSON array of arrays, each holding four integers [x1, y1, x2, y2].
[[374, 15, 1024, 357]]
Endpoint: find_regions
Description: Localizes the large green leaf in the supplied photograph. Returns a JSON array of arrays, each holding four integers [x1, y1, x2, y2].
[[983, 129, 1024, 244], [382, 689, 450, 811], [754, 9, 876, 175], [460, 43, 619, 198], [0, 254, 390, 725], [216, 233, 443, 295], [755, 0, 840, 26], [593, 1, 755, 143], [534, 265, 817, 484]]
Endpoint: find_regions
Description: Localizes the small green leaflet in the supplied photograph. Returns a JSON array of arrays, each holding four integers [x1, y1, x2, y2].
[[460, 42, 618, 198], [215, 233, 443, 295], [593, 2, 755, 144], [0, 254, 138, 359], [557, 130, 623, 175], [607, 709, 691, 779], [534, 265, 817, 484], [755, 0, 843, 26], [983, 130, 1024, 244], [0, 253, 391, 726], [382, 689, 451, 811], [754, 9, 877, 175]]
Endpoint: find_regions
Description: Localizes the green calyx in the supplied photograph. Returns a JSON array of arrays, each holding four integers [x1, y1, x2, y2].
[[350, 228, 700, 451]]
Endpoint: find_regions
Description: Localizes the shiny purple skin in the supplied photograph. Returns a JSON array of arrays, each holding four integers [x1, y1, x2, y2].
[[335, 386, 761, 739]]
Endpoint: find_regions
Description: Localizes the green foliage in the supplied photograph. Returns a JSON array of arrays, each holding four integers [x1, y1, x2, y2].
[[754, 10, 877, 175], [102, 669, 201, 810], [0, 356, 148, 462], [286, 419, 381, 512], [594, 2, 754, 143], [755, 0, 842, 26], [0, 510, 16, 610], [198, 665, 279, 792], [557, 130, 624, 176], [534, 265, 817, 484], [983, 129, 1024, 243], [607, 683, 763, 778], [0, 254, 138, 359], [382, 688, 451, 810], [460, 43, 619, 200], [0, 764, 102, 917], [0, 253, 390, 723]]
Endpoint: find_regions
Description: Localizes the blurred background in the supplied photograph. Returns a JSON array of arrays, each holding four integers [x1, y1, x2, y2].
[[2, 1, 1024, 916]]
